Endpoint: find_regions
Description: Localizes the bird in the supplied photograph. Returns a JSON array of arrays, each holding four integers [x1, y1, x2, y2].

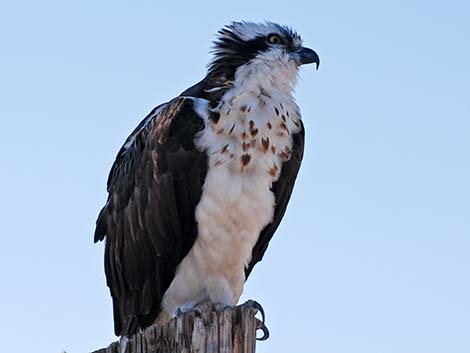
[[94, 21, 319, 337]]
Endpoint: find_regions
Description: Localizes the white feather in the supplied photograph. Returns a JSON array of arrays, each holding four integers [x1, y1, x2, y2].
[[225, 21, 302, 48], [161, 46, 302, 317]]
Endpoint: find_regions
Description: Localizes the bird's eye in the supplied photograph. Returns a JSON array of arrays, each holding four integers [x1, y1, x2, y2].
[[267, 34, 282, 45]]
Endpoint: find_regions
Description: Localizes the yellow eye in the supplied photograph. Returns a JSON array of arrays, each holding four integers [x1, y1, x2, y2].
[[267, 34, 282, 45]]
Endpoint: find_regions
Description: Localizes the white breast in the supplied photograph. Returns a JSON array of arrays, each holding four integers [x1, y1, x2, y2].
[[161, 61, 302, 318]]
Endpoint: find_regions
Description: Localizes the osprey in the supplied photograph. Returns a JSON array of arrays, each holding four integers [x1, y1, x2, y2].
[[94, 21, 319, 337]]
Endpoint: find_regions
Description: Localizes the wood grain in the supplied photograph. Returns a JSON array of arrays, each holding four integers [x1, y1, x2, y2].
[[92, 301, 262, 353]]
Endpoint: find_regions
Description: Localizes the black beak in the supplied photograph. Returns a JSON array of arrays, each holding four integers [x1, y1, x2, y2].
[[296, 47, 320, 69]]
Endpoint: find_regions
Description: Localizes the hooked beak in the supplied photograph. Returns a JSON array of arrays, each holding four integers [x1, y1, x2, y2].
[[294, 47, 320, 69]]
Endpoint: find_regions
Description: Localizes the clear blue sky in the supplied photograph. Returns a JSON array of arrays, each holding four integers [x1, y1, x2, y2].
[[1, 1, 469, 352]]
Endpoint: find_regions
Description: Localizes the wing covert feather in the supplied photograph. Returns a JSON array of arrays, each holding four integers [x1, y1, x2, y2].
[[94, 97, 208, 336]]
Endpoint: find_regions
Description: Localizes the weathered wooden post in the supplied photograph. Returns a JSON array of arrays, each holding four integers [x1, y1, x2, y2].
[[92, 301, 268, 353]]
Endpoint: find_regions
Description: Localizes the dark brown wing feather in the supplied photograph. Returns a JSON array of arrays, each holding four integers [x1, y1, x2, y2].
[[245, 121, 305, 278], [94, 97, 208, 336]]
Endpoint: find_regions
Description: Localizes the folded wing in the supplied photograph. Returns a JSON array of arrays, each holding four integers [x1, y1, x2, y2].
[[94, 98, 208, 336]]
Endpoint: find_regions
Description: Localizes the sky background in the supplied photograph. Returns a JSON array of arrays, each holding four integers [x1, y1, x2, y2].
[[0, 1, 469, 352]]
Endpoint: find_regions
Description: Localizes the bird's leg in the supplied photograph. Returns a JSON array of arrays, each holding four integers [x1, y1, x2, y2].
[[174, 299, 204, 317], [196, 299, 232, 313], [245, 300, 270, 341], [175, 299, 221, 318]]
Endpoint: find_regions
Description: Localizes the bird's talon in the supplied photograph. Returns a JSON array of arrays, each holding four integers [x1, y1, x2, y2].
[[250, 300, 266, 324], [246, 300, 269, 341], [255, 318, 270, 341]]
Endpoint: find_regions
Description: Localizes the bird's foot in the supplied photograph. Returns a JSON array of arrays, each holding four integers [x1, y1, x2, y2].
[[245, 300, 270, 341], [174, 307, 184, 317], [174, 300, 202, 318], [175, 299, 221, 318], [176, 300, 269, 340]]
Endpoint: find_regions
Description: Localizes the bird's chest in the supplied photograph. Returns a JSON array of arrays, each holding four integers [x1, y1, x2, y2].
[[193, 89, 301, 268], [197, 88, 301, 180]]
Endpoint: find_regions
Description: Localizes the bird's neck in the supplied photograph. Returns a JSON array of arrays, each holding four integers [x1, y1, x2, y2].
[[233, 57, 298, 97], [182, 60, 298, 109], [217, 60, 298, 116]]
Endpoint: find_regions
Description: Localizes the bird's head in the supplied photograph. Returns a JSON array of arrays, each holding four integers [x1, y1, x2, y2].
[[207, 21, 319, 89]]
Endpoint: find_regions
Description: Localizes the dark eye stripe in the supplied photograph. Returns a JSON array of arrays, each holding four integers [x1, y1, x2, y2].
[[208, 25, 302, 81], [209, 33, 269, 80]]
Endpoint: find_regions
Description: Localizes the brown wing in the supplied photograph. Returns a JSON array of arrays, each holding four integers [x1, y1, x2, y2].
[[245, 121, 305, 278], [94, 97, 208, 336]]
